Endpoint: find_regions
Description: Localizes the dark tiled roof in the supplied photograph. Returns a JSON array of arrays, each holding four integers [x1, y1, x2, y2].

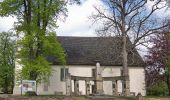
[[48, 36, 144, 66]]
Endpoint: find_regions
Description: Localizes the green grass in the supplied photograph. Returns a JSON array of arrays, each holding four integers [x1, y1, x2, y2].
[[114, 96, 137, 100], [27, 95, 89, 100], [145, 96, 170, 98], [73, 96, 88, 100]]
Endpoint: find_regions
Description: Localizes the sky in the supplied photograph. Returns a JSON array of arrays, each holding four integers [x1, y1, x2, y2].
[[0, 0, 104, 37], [56, 0, 104, 36], [0, 0, 169, 56], [0, 0, 169, 37]]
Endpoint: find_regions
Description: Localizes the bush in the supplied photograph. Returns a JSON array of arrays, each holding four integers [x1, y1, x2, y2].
[[146, 82, 168, 96], [25, 91, 37, 96]]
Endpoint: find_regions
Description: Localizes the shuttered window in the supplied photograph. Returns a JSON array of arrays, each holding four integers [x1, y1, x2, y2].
[[60, 68, 69, 81], [61, 68, 64, 81]]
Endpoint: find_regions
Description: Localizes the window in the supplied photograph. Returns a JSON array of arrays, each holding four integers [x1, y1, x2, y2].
[[60, 68, 69, 81], [60, 68, 64, 81]]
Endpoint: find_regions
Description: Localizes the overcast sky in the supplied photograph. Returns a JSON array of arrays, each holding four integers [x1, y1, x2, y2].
[[56, 0, 104, 36], [0, 0, 169, 37], [0, 0, 104, 36]]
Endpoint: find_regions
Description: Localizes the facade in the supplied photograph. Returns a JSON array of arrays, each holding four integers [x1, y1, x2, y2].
[[13, 36, 146, 96]]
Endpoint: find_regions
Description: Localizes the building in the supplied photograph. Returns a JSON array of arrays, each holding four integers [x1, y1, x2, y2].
[[13, 36, 146, 96]]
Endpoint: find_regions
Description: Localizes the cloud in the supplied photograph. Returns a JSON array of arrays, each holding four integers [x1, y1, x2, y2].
[[0, 0, 103, 37], [0, 0, 168, 37], [56, 0, 104, 36], [145, 1, 170, 17], [0, 16, 16, 32]]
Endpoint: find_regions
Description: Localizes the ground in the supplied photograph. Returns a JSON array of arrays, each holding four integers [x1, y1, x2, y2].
[[0, 95, 170, 100]]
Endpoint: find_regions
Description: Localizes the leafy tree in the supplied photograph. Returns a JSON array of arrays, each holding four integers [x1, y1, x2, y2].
[[145, 29, 170, 95], [90, 0, 169, 96], [0, 0, 80, 83], [0, 32, 15, 93]]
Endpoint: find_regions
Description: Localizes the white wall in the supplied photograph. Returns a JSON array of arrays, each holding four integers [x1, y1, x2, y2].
[[37, 65, 95, 95], [102, 67, 122, 95], [37, 66, 66, 95], [129, 67, 146, 96], [69, 65, 95, 95], [102, 66, 146, 96], [13, 65, 146, 96]]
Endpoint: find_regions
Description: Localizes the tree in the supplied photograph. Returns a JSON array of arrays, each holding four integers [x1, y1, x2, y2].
[[0, 32, 15, 93], [165, 0, 170, 7], [90, 0, 168, 96], [145, 30, 170, 95], [0, 0, 80, 83]]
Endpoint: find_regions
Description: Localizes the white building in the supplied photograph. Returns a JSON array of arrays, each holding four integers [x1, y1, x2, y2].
[[13, 36, 146, 96]]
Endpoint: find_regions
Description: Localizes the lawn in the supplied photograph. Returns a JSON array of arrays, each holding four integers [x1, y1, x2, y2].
[[73, 96, 89, 100]]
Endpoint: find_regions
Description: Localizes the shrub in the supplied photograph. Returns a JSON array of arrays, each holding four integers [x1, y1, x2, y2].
[[25, 91, 37, 96], [146, 81, 168, 96]]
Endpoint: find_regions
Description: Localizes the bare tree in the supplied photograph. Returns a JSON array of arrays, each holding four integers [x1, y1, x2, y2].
[[165, 0, 170, 6], [91, 0, 169, 96]]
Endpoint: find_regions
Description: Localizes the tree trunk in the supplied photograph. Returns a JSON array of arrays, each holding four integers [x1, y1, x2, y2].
[[167, 75, 170, 96], [121, 1, 130, 96], [4, 76, 8, 93], [122, 35, 128, 76], [36, 0, 42, 57], [27, 0, 34, 60], [122, 33, 130, 96]]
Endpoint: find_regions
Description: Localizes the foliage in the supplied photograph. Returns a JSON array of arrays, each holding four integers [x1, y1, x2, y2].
[[146, 81, 168, 96], [145, 29, 170, 95], [0, 0, 80, 83], [25, 91, 37, 96], [21, 56, 51, 81], [0, 32, 15, 93]]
